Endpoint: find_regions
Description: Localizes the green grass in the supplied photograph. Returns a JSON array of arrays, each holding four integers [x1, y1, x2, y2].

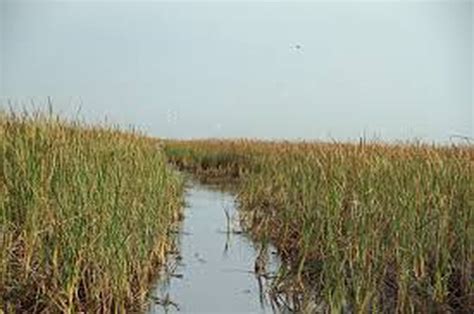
[[165, 140, 474, 312], [164, 139, 252, 183], [1, 111, 183, 312]]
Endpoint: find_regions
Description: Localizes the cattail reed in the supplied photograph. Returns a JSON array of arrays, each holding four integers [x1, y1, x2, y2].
[[1, 111, 184, 312], [165, 139, 473, 312]]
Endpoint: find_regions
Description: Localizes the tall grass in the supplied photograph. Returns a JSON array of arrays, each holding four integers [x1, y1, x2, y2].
[[1, 111, 183, 312], [165, 140, 473, 312], [163, 139, 253, 182]]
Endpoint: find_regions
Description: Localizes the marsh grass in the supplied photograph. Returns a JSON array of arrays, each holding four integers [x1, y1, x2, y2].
[[1, 111, 183, 312], [164, 139, 253, 184], [165, 140, 473, 312]]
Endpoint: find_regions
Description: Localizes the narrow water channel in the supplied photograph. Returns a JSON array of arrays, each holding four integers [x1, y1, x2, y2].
[[148, 183, 280, 313]]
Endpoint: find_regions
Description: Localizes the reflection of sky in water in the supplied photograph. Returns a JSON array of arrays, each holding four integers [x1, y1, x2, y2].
[[148, 184, 280, 313]]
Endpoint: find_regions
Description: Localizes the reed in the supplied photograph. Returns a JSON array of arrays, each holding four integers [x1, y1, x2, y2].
[[0, 111, 183, 312], [165, 139, 473, 312], [164, 139, 254, 183]]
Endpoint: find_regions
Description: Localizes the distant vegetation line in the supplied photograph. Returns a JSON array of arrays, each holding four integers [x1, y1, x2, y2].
[[0, 111, 184, 312], [164, 139, 473, 312]]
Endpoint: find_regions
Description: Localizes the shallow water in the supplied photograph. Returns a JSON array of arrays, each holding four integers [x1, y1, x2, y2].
[[148, 183, 280, 313]]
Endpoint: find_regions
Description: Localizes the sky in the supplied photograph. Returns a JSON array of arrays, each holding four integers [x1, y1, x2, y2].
[[1, 0, 472, 141]]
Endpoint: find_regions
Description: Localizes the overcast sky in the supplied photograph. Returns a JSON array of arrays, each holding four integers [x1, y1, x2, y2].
[[1, 0, 472, 141]]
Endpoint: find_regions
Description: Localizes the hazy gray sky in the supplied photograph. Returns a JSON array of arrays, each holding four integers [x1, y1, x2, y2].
[[1, 0, 472, 141]]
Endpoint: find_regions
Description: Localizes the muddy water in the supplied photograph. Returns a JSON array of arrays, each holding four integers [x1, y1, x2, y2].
[[148, 183, 280, 313]]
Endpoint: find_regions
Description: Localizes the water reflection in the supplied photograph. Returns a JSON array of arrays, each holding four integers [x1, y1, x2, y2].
[[148, 184, 281, 313]]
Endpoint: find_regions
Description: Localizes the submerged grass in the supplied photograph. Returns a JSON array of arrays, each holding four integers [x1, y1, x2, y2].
[[1, 111, 183, 312], [165, 139, 473, 312]]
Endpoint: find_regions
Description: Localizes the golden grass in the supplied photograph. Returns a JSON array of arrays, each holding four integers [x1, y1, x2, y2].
[[1, 111, 183, 312], [165, 139, 473, 312]]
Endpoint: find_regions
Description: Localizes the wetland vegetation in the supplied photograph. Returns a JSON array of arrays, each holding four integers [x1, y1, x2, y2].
[[1, 111, 183, 312], [165, 139, 473, 312], [1, 112, 472, 312]]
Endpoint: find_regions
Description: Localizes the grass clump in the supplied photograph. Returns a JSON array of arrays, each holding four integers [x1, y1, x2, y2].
[[164, 139, 254, 183], [165, 140, 473, 312], [1, 111, 183, 312]]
